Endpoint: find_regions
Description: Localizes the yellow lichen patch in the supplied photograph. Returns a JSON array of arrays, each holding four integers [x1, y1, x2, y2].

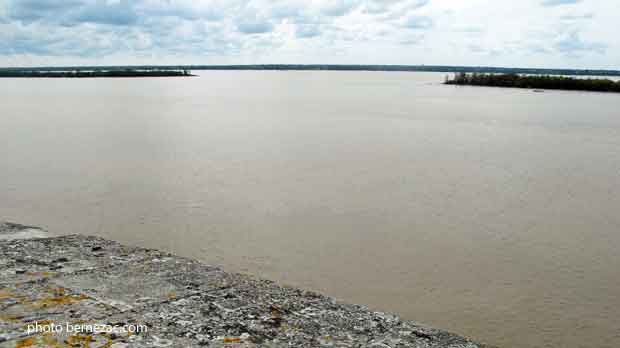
[[15, 337, 35, 348], [0, 315, 20, 322], [41, 333, 62, 348], [27, 272, 52, 278], [270, 305, 283, 315], [45, 286, 66, 297], [66, 334, 93, 348], [32, 294, 89, 309], [0, 288, 13, 299], [65, 334, 112, 348], [14, 334, 63, 348], [15, 295, 30, 304]]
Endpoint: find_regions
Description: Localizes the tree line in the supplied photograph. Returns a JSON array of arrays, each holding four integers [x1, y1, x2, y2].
[[0, 69, 193, 78], [445, 72, 620, 93]]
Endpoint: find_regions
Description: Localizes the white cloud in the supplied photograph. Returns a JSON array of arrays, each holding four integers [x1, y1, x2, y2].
[[0, 0, 617, 69]]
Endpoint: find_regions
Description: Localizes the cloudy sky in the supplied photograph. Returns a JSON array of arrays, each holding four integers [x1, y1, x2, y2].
[[0, 0, 617, 69]]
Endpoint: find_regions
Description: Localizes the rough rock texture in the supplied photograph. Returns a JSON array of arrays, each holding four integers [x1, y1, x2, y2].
[[1, 222, 493, 348]]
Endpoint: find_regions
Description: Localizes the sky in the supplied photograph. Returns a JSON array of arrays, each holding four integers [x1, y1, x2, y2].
[[0, 0, 617, 69]]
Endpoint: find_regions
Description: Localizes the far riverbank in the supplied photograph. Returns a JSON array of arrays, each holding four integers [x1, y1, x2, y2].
[[0, 69, 194, 78]]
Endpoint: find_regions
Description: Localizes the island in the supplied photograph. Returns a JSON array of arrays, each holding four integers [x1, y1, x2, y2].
[[0, 69, 194, 78], [445, 72, 620, 93]]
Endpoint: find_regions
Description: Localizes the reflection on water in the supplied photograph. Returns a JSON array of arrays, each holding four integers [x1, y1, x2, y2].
[[1, 72, 620, 348]]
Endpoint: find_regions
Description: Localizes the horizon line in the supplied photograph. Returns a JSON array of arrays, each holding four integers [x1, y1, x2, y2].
[[1, 64, 619, 76]]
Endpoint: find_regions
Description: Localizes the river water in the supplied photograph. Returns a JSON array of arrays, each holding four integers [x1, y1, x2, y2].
[[2, 71, 619, 348]]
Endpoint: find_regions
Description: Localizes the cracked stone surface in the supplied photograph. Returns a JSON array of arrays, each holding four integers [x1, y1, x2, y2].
[[1, 222, 495, 348]]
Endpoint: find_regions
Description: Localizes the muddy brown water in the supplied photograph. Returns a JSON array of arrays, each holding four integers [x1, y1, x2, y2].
[[2, 71, 620, 348]]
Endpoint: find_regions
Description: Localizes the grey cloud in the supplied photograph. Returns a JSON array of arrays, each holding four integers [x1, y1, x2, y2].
[[137, 1, 229, 21], [401, 0, 430, 12], [400, 35, 423, 45], [6, 0, 84, 23], [138, 5, 203, 21], [363, 0, 428, 15], [527, 45, 551, 54], [236, 18, 274, 34], [554, 31, 606, 55], [0, 23, 122, 57], [467, 44, 487, 53], [541, 0, 582, 6], [5, 0, 138, 26], [6, 0, 227, 27], [270, 3, 302, 19], [296, 24, 321, 38], [0, 29, 58, 55], [69, 1, 138, 26], [402, 15, 432, 29], [362, 0, 403, 14], [560, 12, 594, 20], [320, 1, 361, 17]]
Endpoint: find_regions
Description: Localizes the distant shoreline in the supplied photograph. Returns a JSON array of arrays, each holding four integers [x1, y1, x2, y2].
[[1, 64, 619, 77], [0, 69, 194, 78]]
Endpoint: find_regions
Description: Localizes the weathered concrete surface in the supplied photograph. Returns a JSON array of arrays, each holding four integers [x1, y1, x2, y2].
[[0, 223, 50, 241], [1, 222, 494, 348]]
